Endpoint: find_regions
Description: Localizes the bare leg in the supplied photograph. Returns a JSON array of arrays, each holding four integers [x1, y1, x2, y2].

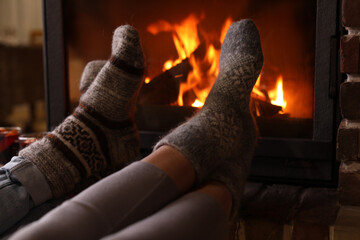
[[153, 19, 262, 220], [142, 146, 195, 194], [198, 181, 233, 217]]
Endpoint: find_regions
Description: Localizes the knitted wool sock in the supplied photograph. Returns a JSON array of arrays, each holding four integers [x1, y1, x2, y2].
[[19, 25, 144, 198], [154, 19, 263, 186], [209, 112, 258, 220], [79, 60, 106, 94]]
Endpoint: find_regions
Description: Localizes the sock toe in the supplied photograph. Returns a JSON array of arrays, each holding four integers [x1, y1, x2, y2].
[[19, 25, 145, 198], [219, 19, 263, 91], [79, 60, 107, 94], [111, 25, 144, 71]]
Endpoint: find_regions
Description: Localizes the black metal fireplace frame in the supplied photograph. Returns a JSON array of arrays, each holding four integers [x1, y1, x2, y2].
[[42, 0, 342, 186]]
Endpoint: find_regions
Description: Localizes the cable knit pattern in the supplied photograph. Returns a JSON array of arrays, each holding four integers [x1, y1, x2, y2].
[[154, 19, 263, 219], [19, 25, 144, 197]]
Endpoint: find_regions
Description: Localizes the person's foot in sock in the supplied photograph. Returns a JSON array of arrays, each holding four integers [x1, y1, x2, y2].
[[79, 60, 106, 95], [208, 112, 257, 220], [155, 19, 263, 186], [20, 25, 144, 198]]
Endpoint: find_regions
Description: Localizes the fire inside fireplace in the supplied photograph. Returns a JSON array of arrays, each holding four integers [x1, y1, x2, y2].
[[130, 3, 316, 139], [142, 14, 287, 110], [43, 0, 339, 184]]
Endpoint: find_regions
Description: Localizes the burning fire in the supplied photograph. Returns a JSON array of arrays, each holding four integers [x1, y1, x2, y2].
[[192, 99, 204, 108], [147, 14, 288, 114], [268, 75, 287, 110], [147, 14, 229, 107]]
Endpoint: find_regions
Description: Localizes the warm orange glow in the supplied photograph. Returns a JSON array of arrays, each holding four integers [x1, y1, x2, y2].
[[268, 75, 287, 110], [172, 14, 200, 59], [148, 14, 201, 71], [251, 73, 267, 101], [163, 60, 173, 71], [192, 99, 204, 108], [220, 17, 233, 44], [177, 84, 185, 106], [145, 77, 151, 84], [147, 14, 228, 107], [147, 15, 289, 114], [255, 73, 262, 88]]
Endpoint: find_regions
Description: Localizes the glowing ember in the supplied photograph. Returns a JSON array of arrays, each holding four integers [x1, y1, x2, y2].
[[268, 75, 287, 110], [144, 77, 151, 84]]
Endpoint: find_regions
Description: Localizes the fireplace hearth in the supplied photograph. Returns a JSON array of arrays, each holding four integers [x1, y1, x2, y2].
[[42, 0, 342, 186]]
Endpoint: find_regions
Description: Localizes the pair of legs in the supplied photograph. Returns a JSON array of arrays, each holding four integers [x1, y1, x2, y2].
[[6, 19, 262, 239], [9, 148, 231, 240]]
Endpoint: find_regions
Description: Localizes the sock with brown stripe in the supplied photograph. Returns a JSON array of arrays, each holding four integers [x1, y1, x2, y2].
[[19, 25, 144, 198]]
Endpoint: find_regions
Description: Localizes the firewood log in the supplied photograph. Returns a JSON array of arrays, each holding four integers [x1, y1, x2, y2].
[[138, 58, 192, 105]]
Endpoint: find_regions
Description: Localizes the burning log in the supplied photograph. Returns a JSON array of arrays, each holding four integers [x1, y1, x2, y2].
[[138, 41, 206, 105], [135, 104, 198, 132], [138, 58, 192, 105], [252, 98, 282, 116], [251, 92, 283, 117]]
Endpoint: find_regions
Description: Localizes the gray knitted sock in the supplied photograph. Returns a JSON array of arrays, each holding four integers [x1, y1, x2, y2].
[[209, 112, 258, 220], [19, 25, 144, 198], [79, 60, 106, 94], [154, 19, 263, 186]]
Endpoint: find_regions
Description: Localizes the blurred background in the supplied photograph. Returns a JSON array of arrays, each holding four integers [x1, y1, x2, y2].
[[0, 0, 46, 133]]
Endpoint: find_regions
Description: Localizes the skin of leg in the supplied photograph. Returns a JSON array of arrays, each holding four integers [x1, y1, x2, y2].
[[9, 149, 193, 240], [142, 145, 196, 194], [9, 20, 261, 239], [143, 146, 232, 216], [198, 181, 233, 218]]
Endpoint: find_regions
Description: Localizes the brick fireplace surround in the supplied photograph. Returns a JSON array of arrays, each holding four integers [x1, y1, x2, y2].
[[234, 0, 360, 239]]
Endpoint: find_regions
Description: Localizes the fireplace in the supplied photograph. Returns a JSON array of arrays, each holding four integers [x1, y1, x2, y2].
[[42, 0, 342, 186]]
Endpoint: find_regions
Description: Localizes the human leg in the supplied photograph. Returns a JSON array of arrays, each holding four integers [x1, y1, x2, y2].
[[0, 59, 110, 236], [9, 147, 187, 240], [0, 157, 48, 234], [10, 19, 262, 239], [154, 19, 262, 219], [19, 25, 144, 198], [101, 182, 231, 240]]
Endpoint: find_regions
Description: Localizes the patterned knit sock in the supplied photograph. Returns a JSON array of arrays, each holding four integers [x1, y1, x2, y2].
[[209, 112, 257, 220], [154, 19, 263, 186], [79, 60, 106, 94], [19, 25, 144, 198]]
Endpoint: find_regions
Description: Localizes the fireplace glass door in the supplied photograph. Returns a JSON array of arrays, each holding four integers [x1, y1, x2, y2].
[[43, 0, 340, 185], [64, 0, 316, 138]]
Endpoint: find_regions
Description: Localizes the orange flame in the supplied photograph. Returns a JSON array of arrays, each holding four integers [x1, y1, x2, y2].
[[144, 77, 151, 84], [268, 75, 287, 110], [220, 17, 233, 44], [251, 73, 267, 101], [192, 99, 204, 108], [147, 15, 288, 114], [148, 14, 201, 71], [147, 15, 233, 107]]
